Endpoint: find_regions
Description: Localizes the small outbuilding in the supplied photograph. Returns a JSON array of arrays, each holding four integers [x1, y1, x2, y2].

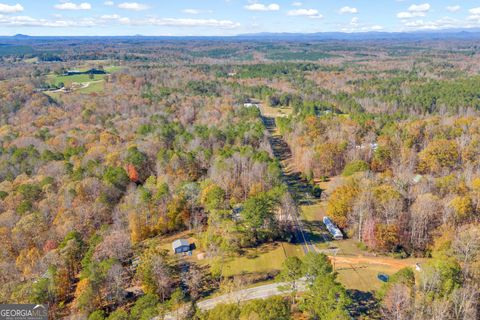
[[172, 239, 191, 254]]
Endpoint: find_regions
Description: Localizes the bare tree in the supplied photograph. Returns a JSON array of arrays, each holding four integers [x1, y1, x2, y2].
[[151, 255, 173, 301], [450, 285, 479, 320], [93, 230, 132, 263], [409, 193, 442, 252], [104, 263, 127, 305], [185, 265, 203, 301], [382, 283, 413, 320], [451, 225, 480, 272]]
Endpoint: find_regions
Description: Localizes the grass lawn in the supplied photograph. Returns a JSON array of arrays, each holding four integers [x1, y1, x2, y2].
[[221, 242, 304, 277], [199, 242, 304, 278], [47, 73, 107, 87], [333, 252, 429, 292], [301, 203, 324, 222], [104, 65, 123, 73], [335, 262, 397, 292], [78, 81, 105, 94], [327, 239, 366, 255], [259, 104, 293, 118]]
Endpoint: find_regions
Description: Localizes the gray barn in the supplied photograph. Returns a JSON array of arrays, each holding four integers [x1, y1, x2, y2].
[[172, 239, 190, 254]]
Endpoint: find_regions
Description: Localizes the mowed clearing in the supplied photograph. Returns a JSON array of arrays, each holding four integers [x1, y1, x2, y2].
[[217, 242, 304, 277], [45, 66, 122, 96]]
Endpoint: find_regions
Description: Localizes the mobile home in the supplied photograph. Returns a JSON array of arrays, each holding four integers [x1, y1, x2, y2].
[[323, 216, 343, 240]]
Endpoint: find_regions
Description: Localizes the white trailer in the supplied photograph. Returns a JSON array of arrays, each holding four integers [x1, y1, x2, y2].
[[323, 216, 343, 240]]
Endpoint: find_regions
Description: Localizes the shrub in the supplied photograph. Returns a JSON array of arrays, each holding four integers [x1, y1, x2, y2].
[[342, 160, 369, 176]]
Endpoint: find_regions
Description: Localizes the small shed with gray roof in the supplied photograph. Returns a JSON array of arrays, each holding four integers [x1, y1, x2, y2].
[[172, 239, 191, 254]]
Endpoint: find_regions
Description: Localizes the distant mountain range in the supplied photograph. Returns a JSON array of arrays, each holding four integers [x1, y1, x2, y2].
[[12, 34, 31, 39], [236, 29, 480, 41], [5, 29, 480, 41]]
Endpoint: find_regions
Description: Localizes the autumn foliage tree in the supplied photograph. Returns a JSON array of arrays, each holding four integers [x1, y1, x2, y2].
[[326, 181, 359, 229]]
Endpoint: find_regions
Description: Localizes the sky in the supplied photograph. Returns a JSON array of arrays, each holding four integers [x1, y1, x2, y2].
[[0, 1, 480, 36]]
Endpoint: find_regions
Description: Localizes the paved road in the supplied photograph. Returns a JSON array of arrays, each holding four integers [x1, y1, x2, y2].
[[197, 279, 307, 310], [158, 279, 308, 320]]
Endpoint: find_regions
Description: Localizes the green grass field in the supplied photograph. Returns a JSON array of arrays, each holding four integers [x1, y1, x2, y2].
[[218, 242, 304, 277], [301, 203, 324, 222], [78, 81, 105, 94], [47, 73, 106, 87], [44, 66, 122, 95], [45, 65, 121, 93], [336, 263, 397, 292]]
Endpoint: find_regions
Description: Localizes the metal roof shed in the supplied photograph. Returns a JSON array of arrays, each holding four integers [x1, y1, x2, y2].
[[172, 239, 190, 254]]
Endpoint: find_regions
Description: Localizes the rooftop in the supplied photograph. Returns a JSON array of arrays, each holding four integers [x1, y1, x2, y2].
[[172, 239, 189, 249]]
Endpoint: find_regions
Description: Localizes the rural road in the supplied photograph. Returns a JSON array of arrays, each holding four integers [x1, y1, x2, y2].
[[197, 280, 307, 310], [158, 279, 307, 320], [261, 114, 314, 254]]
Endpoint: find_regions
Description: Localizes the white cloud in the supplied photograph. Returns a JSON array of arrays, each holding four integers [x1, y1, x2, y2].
[[370, 25, 384, 31], [100, 14, 121, 19], [402, 17, 458, 30], [100, 14, 240, 29], [0, 3, 23, 13], [339, 6, 358, 14], [244, 3, 280, 12], [183, 9, 200, 15], [0, 13, 240, 30], [397, 3, 430, 18], [104, 1, 114, 5], [469, 7, 480, 15], [118, 2, 149, 11], [144, 17, 240, 29], [339, 15, 384, 33], [110, 16, 239, 28], [54, 2, 92, 11], [398, 14, 480, 31], [0, 15, 97, 27], [446, 5, 460, 13], [408, 3, 431, 13], [397, 12, 415, 18], [291, 2, 302, 7], [287, 8, 322, 19], [468, 7, 480, 22], [341, 21, 384, 33], [182, 9, 212, 15]]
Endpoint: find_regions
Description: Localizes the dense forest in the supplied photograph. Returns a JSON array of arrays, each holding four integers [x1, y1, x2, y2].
[[0, 38, 478, 320]]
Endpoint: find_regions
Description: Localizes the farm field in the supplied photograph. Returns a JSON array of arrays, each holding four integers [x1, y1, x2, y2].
[[47, 73, 106, 87], [46, 65, 119, 88], [44, 66, 121, 96]]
